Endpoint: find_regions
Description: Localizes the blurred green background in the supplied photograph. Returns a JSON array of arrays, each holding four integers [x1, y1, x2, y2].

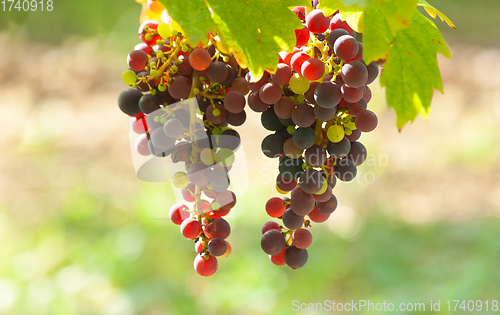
[[0, 1, 499, 314]]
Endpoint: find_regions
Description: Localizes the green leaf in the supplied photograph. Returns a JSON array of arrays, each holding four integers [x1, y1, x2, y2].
[[159, 0, 215, 46], [380, 12, 452, 129], [320, 0, 418, 62], [208, 0, 308, 79], [418, 0, 456, 29], [160, 0, 310, 80]]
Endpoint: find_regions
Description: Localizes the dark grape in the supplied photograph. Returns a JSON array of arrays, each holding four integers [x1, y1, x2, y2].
[[298, 168, 324, 194], [355, 109, 378, 132], [224, 90, 246, 113], [290, 52, 311, 73], [304, 82, 319, 104], [334, 35, 359, 60], [290, 187, 315, 216], [207, 218, 231, 239], [335, 158, 357, 181], [261, 229, 287, 255], [274, 96, 296, 119], [314, 81, 341, 108], [118, 89, 143, 116], [248, 91, 270, 112], [221, 65, 237, 86], [347, 141, 367, 166], [341, 84, 364, 103], [316, 194, 338, 215], [262, 221, 281, 234], [313, 184, 332, 203], [231, 77, 250, 95], [275, 126, 293, 140], [314, 105, 337, 121], [292, 127, 316, 150], [292, 228, 313, 249], [155, 85, 177, 106], [206, 103, 227, 125], [207, 61, 229, 83], [346, 97, 367, 116], [341, 61, 368, 87], [139, 94, 161, 114], [330, 13, 355, 35], [327, 29, 349, 49], [292, 103, 315, 128], [168, 75, 191, 99], [276, 174, 297, 192], [271, 63, 293, 86], [282, 209, 304, 230], [208, 237, 228, 256], [284, 245, 308, 269], [226, 110, 246, 126], [279, 156, 304, 180], [262, 134, 285, 158], [245, 72, 268, 91], [259, 82, 282, 105], [304, 144, 327, 167], [366, 61, 379, 84], [261, 107, 285, 131], [327, 137, 351, 159]]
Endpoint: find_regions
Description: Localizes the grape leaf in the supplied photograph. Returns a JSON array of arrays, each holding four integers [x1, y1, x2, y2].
[[418, 0, 456, 28], [159, 0, 215, 46], [160, 0, 310, 80], [320, 0, 418, 62], [380, 12, 452, 129]]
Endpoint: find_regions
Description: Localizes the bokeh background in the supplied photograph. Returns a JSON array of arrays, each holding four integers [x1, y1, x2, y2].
[[0, 1, 499, 314]]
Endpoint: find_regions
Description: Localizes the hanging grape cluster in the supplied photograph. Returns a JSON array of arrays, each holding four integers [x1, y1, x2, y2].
[[255, 6, 380, 269], [118, 16, 252, 276]]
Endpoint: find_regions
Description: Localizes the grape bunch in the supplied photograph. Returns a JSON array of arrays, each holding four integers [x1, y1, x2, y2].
[[255, 5, 380, 269], [118, 18, 251, 276]]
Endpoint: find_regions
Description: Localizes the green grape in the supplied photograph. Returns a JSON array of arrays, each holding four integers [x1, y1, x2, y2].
[[159, 23, 173, 38], [122, 70, 137, 85], [296, 94, 305, 103], [200, 148, 216, 166], [157, 51, 165, 59], [158, 83, 167, 92], [289, 73, 310, 94], [287, 125, 296, 134], [172, 171, 189, 188], [345, 128, 353, 136], [216, 148, 235, 167], [327, 125, 345, 143]]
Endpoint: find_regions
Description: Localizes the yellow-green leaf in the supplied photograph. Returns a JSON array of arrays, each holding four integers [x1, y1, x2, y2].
[[418, 0, 456, 29], [380, 12, 452, 129], [160, 0, 309, 80]]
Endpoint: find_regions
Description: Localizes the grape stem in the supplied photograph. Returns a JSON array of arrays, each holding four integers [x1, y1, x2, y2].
[[314, 119, 323, 145]]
